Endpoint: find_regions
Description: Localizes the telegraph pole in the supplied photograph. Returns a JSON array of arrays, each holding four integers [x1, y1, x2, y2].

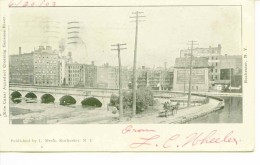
[[183, 47, 190, 93], [111, 43, 127, 120], [187, 40, 198, 107], [130, 11, 145, 116]]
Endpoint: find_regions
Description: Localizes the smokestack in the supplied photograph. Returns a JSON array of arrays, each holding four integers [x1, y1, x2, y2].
[[91, 61, 95, 66], [164, 62, 167, 69], [19, 47, 21, 55], [218, 44, 222, 54]]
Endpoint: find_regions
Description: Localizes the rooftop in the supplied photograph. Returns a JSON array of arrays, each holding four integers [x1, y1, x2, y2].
[[174, 57, 209, 68]]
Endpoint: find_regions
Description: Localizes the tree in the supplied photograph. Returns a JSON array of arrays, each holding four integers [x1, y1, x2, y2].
[[109, 94, 119, 110], [136, 87, 154, 113], [109, 87, 154, 114]]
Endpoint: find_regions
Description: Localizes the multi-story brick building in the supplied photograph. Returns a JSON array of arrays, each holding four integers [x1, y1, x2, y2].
[[65, 62, 97, 88], [173, 57, 210, 92], [33, 46, 60, 86], [215, 55, 242, 90], [180, 45, 221, 86], [66, 63, 85, 87], [10, 46, 60, 86], [96, 63, 129, 89], [9, 48, 34, 84], [180, 45, 221, 84], [134, 66, 174, 90], [179, 45, 242, 89], [84, 62, 97, 88], [204, 54, 242, 90]]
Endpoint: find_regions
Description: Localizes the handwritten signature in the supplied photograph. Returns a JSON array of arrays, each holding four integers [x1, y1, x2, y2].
[[9, 0, 56, 7], [122, 125, 240, 149]]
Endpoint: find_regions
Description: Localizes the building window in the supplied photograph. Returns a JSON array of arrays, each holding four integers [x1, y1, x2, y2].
[[215, 75, 218, 80], [215, 69, 218, 73]]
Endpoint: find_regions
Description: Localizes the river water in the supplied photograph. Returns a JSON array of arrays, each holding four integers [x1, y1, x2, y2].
[[189, 97, 243, 123]]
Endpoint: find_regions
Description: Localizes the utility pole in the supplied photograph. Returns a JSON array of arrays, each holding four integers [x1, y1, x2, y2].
[[187, 40, 198, 107], [183, 48, 190, 93], [111, 43, 127, 120], [184, 68, 186, 93], [130, 11, 145, 116], [229, 62, 232, 92]]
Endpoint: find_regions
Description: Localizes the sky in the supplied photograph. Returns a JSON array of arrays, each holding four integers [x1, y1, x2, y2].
[[9, 6, 241, 68]]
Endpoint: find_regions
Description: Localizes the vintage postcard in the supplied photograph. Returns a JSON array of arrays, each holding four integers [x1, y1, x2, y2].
[[0, 0, 254, 151]]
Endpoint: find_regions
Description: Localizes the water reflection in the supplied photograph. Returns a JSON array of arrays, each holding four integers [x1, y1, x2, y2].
[[189, 97, 242, 123]]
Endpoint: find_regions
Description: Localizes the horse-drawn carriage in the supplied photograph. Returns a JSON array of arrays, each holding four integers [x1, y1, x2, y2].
[[159, 101, 180, 117]]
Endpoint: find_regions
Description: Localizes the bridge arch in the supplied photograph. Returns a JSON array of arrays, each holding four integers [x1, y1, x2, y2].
[[25, 92, 37, 99], [11, 91, 22, 103], [41, 94, 55, 103], [59, 95, 76, 105], [81, 97, 102, 107]]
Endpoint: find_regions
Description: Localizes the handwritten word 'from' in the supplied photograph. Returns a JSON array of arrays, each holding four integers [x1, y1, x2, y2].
[[121, 125, 240, 149], [9, 0, 56, 7], [121, 125, 156, 134]]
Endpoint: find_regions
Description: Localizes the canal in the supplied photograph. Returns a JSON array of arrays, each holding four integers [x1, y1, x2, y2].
[[189, 96, 243, 123]]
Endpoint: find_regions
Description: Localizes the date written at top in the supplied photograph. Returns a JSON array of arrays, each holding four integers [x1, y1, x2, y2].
[[9, 0, 56, 7]]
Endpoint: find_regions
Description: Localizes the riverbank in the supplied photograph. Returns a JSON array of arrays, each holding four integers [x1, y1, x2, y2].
[[9, 102, 117, 124], [9, 95, 224, 124], [193, 91, 242, 97], [91, 97, 223, 124]]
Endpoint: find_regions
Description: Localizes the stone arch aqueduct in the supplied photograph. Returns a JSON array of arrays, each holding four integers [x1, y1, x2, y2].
[[9, 84, 188, 107], [9, 84, 119, 107]]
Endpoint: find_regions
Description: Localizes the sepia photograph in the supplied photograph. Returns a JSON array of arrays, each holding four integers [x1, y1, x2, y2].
[[8, 6, 243, 124]]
